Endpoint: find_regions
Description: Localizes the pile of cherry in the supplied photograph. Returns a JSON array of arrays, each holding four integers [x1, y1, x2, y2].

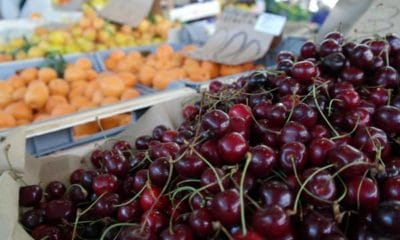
[[19, 32, 400, 240]]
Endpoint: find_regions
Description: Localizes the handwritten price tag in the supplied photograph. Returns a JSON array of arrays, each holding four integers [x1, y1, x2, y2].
[[255, 13, 286, 36], [100, 0, 154, 27]]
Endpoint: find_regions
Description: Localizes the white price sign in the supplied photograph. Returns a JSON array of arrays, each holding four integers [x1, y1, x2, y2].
[[255, 13, 286, 36]]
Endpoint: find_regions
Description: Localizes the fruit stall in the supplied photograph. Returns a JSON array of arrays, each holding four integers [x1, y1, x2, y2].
[[1, 0, 400, 239]]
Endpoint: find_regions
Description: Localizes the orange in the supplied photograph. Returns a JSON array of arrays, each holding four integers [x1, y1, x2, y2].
[[115, 60, 134, 73], [33, 113, 50, 123], [152, 69, 183, 90], [126, 51, 143, 63], [8, 75, 25, 88], [188, 68, 210, 82], [73, 122, 100, 138], [4, 101, 33, 121], [12, 87, 27, 101], [98, 74, 125, 97], [100, 115, 121, 130], [138, 65, 156, 86], [45, 95, 68, 113], [101, 96, 119, 106], [24, 80, 49, 109], [105, 58, 118, 71], [0, 82, 13, 93], [201, 61, 220, 79], [156, 44, 174, 58], [84, 81, 100, 99], [48, 79, 70, 96], [75, 57, 92, 70], [70, 96, 91, 109], [121, 88, 140, 100], [16, 119, 30, 126], [181, 45, 197, 53], [19, 68, 38, 83], [70, 80, 88, 91], [219, 65, 244, 76], [0, 89, 12, 108], [0, 111, 16, 129], [171, 54, 184, 68], [91, 90, 103, 105], [121, 25, 132, 34], [78, 102, 97, 111], [118, 114, 132, 126], [38, 67, 57, 83], [117, 72, 137, 87], [51, 103, 76, 117], [109, 50, 125, 60], [86, 69, 98, 81], [242, 62, 256, 71], [64, 66, 87, 82], [183, 58, 200, 68]]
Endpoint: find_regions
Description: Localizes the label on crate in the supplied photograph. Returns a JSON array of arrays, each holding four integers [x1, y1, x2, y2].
[[255, 13, 286, 36], [99, 0, 154, 27], [188, 7, 275, 65]]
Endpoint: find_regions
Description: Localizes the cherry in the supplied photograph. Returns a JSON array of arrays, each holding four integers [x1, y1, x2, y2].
[[342, 41, 356, 57], [200, 168, 229, 194], [340, 67, 365, 86], [309, 138, 336, 166], [330, 81, 355, 96], [344, 108, 371, 130], [328, 144, 371, 178], [345, 176, 379, 210], [302, 168, 336, 207], [280, 121, 310, 144], [382, 176, 400, 201], [68, 185, 87, 204], [259, 181, 293, 209], [229, 117, 250, 139], [21, 209, 44, 229], [90, 149, 103, 168], [19, 185, 43, 207], [211, 189, 240, 227], [310, 125, 330, 139], [113, 140, 132, 156], [321, 52, 346, 74], [189, 208, 214, 237], [141, 210, 168, 233], [218, 132, 249, 165], [371, 56, 385, 71], [262, 128, 280, 148], [160, 130, 178, 143], [252, 205, 291, 238], [374, 105, 400, 134], [128, 152, 145, 171], [95, 193, 120, 217], [92, 174, 119, 196], [135, 135, 152, 150], [301, 210, 341, 240], [103, 150, 130, 177], [319, 39, 342, 57], [160, 224, 194, 240], [325, 31, 345, 44], [247, 72, 267, 88], [117, 200, 142, 222], [279, 142, 308, 173], [369, 40, 387, 56], [291, 103, 318, 129], [276, 51, 295, 63], [44, 200, 75, 223], [233, 230, 263, 240], [371, 66, 399, 88], [176, 130, 194, 145], [175, 153, 206, 178], [372, 201, 400, 237], [209, 80, 224, 93], [201, 110, 230, 137], [153, 125, 169, 140], [336, 89, 361, 110], [32, 225, 61, 240], [69, 169, 85, 184], [253, 101, 271, 119], [183, 104, 199, 120], [266, 103, 288, 128], [386, 33, 400, 55], [230, 170, 254, 193], [80, 170, 98, 190], [149, 143, 171, 160], [149, 157, 170, 187], [277, 59, 294, 74], [118, 225, 156, 240], [350, 44, 374, 70], [163, 142, 180, 158], [300, 41, 317, 59], [79, 222, 103, 239], [133, 169, 149, 192], [140, 185, 168, 211], [248, 145, 277, 177], [353, 126, 390, 158], [200, 140, 222, 166], [291, 60, 317, 83], [45, 181, 66, 200], [277, 77, 300, 95], [229, 103, 252, 125], [391, 52, 400, 71]]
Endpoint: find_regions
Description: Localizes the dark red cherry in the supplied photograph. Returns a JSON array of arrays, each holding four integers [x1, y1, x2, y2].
[[302, 168, 336, 207], [372, 201, 400, 237], [374, 105, 400, 134], [229, 104, 252, 125], [353, 126, 390, 158], [45, 181, 66, 200], [302, 210, 340, 240], [276, 51, 295, 63], [103, 150, 130, 177], [211, 189, 241, 227], [69, 169, 85, 184], [292, 103, 318, 129], [328, 144, 371, 178], [279, 142, 308, 173], [253, 101, 271, 119], [160, 224, 194, 240], [140, 185, 168, 211], [135, 135, 152, 150], [341, 67, 365, 86], [345, 176, 379, 210], [153, 125, 169, 140], [252, 206, 291, 239], [201, 110, 230, 137], [369, 40, 388, 56], [386, 33, 400, 55], [277, 59, 294, 74], [319, 39, 341, 57], [90, 149, 103, 168], [200, 140, 222, 166], [218, 132, 249, 165], [277, 77, 300, 96], [133, 169, 148, 192], [44, 200, 75, 223], [259, 181, 293, 209], [369, 87, 388, 107], [92, 174, 119, 196], [344, 108, 371, 130], [189, 208, 214, 237], [309, 138, 336, 166], [209, 80, 223, 93], [249, 145, 277, 178], [321, 52, 346, 74], [266, 103, 288, 128], [230, 170, 254, 193], [183, 104, 199, 120], [383, 177, 400, 201], [79, 170, 98, 190], [310, 125, 330, 139], [336, 89, 361, 110], [141, 210, 168, 233], [161, 130, 178, 143], [32, 225, 61, 240], [117, 200, 142, 222], [200, 168, 229, 194], [112, 140, 131, 156], [21, 209, 44, 229], [300, 41, 317, 59], [371, 66, 399, 88], [280, 121, 310, 144], [291, 60, 317, 83], [149, 157, 170, 187], [118, 225, 156, 240], [19, 185, 43, 207], [95, 193, 120, 217], [175, 153, 206, 178], [350, 44, 374, 70], [343, 41, 356, 57], [233, 230, 263, 240], [68, 185, 87, 204], [229, 117, 250, 139], [325, 31, 345, 44]]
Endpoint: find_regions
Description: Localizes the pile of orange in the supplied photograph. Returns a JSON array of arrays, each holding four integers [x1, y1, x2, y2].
[[0, 58, 141, 137], [104, 44, 258, 90]]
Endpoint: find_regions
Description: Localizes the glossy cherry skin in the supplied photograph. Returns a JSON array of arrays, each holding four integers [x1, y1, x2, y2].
[[301, 210, 341, 240], [200, 140, 222, 166], [200, 168, 229, 194], [291, 60, 317, 83], [103, 150, 130, 177], [353, 126, 390, 158], [160, 224, 194, 240], [229, 103, 252, 125], [266, 103, 288, 128], [90, 149, 103, 168], [341, 67, 365, 86], [280, 121, 310, 144], [175, 153, 206, 178], [344, 108, 372, 130], [321, 52, 346, 74], [189, 208, 214, 237], [302, 168, 336, 207], [149, 157, 170, 187], [259, 181, 293, 209], [369, 40, 387, 56], [325, 31, 345, 44], [374, 105, 400, 134], [233, 230, 263, 240], [386, 33, 400, 55], [252, 205, 291, 238], [336, 89, 361, 110], [277, 59, 294, 74], [382, 177, 400, 201], [371, 66, 399, 88], [183, 104, 199, 120], [45, 181, 66, 200], [310, 125, 330, 139], [95, 193, 120, 217], [209, 80, 224, 93], [140, 185, 168, 211], [309, 138, 336, 166], [211, 189, 241, 227], [19, 185, 43, 207], [44, 200, 75, 223], [276, 50, 295, 63], [328, 144, 372, 178], [230, 117, 250, 139], [21, 209, 45, 229], [68, 185, 87, 204], [141, 210, 168, 233], [279, 142, 308, 173], [277, 77, 300, 96], [135, 135, 152, 150], [320, 39, 342, 57], [345, 176, 379, 210], [248, 145, 276, 178], [152, 125, 169, 140], [350, 44, 374, 70], [201, 110, 230, 137], [69, 169, 85, 184], [31, 225, 61, 240], [372, 201, 400, 237], [342, 41, 356, 57], [291, 103, 318, 129], [117, 200, 142, 222], [218, 132, 249, 165], [92, 174, 119, 196], [300, 41, 317, 59], [161, 130, 178, 143], [133, 169, 148, 192], [118, 225, 156, 240]]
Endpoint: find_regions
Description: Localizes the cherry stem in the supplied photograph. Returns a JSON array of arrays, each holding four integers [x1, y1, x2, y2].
[[356, 171, 369, 212], [113, 185, 146, 207], [330, 114, 361, 140], [327, 99, 341, 117], [331, 161, 375, 179], [4, 144, 27, 186], [99, 223, 138, 240], [239, 153, 252, 236], [220, 224, 234, 240]]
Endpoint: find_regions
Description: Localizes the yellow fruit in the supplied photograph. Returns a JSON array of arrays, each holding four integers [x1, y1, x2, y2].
[[48, 31, 66, 45], [138, 19, 150, 33], [27, 46, 45, 59], [24, 80, 49, 109], [15, 51, 27, 60], [10, 38, 24, 48]]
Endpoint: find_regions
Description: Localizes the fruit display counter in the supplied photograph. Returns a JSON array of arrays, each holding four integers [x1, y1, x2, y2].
[[2, 31, 400, 239]]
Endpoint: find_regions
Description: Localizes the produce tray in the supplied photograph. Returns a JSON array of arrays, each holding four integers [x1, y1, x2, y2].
[[0, 88, 195, 157]]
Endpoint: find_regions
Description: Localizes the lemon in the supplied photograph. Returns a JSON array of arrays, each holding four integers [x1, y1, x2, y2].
[[48, 31, 65, 45]]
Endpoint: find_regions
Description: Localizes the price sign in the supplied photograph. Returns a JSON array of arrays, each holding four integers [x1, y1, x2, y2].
[[100, 0, 154, 27], [255, 13, 286, 36]]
